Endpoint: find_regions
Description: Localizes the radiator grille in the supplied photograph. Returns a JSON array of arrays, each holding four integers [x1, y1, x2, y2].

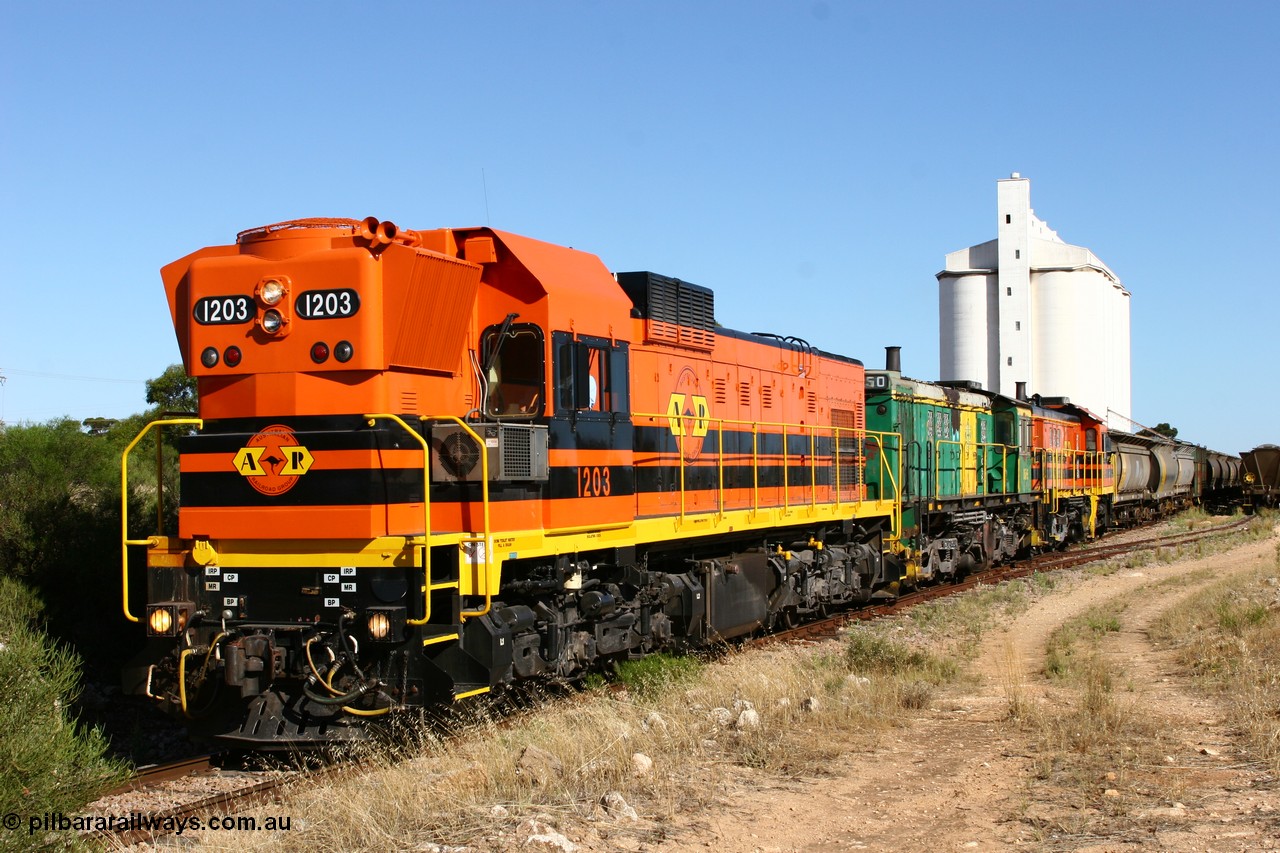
[[499, 425, 534, 479], [616, 271, 716, 352]]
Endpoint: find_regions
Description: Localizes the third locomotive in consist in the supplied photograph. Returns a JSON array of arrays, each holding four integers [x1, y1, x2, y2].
[[121, 218, 1243, 747]]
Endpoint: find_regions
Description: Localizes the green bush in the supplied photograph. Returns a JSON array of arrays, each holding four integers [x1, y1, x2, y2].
[[844, 627, 956, 683], [0, 416, 178, 667], [0, 577, 129, 846], [611, 653, 704, 697], [2, 420, 120, 660]]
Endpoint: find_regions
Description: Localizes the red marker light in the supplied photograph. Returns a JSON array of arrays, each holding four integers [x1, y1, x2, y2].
[[310, 342, 330, 364], [224, 346, 242, 367]]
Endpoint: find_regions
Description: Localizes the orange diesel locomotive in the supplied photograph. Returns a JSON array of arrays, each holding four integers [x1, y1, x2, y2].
[[124, 218, 902, 745]]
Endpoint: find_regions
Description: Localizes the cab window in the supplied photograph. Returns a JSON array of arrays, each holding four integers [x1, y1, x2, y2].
[[554, 332, 629, 416], [481, 323, 544, 418]]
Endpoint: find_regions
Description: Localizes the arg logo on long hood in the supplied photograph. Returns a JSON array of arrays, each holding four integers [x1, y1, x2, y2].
[[232, 424, 314, 496]]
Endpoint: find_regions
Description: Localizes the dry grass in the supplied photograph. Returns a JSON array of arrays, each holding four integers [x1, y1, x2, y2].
[[1043, 603, 1123, 681], [144, 567, 1091, 852], [901, 571, 1058, 661], [1011, 515, 1280, 831], [1009, 602, 1172, 820], [1098, 511, 1271, 575], [163, 626, 960, 852], [1149, 534, 1280, 775]]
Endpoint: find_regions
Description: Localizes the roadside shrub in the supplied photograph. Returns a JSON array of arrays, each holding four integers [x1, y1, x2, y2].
[[844, 626, 957, 686], [0, 417, 165, 668], [0, 577, 129, 847], [611, 653, 704, 697]]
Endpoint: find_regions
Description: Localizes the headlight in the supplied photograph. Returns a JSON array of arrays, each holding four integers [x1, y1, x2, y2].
[[149, 607, 172, 635], [366, 607, 406, 643], [262, 309, 284, 334], [146, 602, 193, 637], [259, 278, 286, 306]]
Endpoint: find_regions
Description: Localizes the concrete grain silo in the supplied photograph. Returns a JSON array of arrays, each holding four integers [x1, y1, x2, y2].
[[937, 174, 1132, 429]]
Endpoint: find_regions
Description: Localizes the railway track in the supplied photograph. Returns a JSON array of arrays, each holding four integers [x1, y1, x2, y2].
[[87, 752, 353, 848], [104, 753, 223, 795], [85, 515, 1254, 846]]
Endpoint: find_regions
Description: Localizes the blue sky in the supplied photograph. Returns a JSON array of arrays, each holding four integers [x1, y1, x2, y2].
[[2, 1, 1276, 454]]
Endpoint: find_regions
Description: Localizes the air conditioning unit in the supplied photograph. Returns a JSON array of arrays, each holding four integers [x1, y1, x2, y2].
[[430, 423, 549, 483]]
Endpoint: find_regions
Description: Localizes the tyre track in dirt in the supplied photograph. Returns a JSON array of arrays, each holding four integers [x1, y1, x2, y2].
[[623, 526, 1280, 853]]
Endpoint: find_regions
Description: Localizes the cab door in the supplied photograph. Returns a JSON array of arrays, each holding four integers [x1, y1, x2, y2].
[[546, 332, 634, 530]]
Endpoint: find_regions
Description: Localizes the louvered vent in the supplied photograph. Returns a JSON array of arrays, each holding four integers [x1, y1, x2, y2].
[[431, 424, 548, 483], [761, 385, 774, 409], [616, 271, 716, 352], [714, 378, 728, 406], [389, 253, 482, 371], [738, 382, 752, 408], [499, 426, 534, 479], [831, 408, 863, 490]]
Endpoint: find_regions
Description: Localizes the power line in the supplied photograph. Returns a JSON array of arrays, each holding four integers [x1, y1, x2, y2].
[[0, 367, 144, 385]]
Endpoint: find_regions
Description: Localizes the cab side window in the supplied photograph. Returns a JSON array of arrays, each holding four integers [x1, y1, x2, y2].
[[481, 323, 545, 418], [554, 332, 629, 416]]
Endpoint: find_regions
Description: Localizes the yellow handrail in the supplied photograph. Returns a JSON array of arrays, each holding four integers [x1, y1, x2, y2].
[[832, 426, 843, 509], [781, 423, 790, 512], [808, 429, 818, 510], [864, 429, 904, 542], [362, 413, 493, 624], [752, 424, 760, 513], [716, 426, 726, 519], [634, 410, 897, 530], [930, 438, 1026, 500], [120, 417, 203, 623]]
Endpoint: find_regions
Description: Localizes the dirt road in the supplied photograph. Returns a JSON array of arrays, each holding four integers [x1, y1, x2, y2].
[[600, 528, 1280, 853]]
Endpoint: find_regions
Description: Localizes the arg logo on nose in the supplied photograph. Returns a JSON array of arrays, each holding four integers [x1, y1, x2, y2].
[[233, 424, 314, 496]]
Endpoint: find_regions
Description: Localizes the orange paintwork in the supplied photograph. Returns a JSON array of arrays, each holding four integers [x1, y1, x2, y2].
[[163, 233, 483, 420], [180, 498, 547, 542], [162, 217, 872, 548], [1031, 407, 1113, 495]]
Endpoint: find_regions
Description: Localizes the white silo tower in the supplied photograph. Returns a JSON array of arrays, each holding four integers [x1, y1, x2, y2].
[[937, 174, 1132, 429]]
